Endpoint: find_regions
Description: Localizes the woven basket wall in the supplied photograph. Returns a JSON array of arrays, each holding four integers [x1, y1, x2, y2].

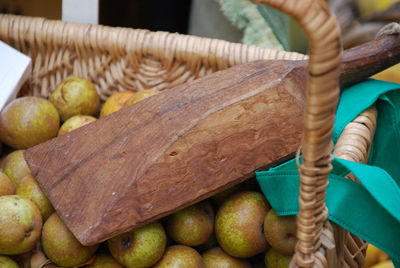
[[0, 6, 374, 267]]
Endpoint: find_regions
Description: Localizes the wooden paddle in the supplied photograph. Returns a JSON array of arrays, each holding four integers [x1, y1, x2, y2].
[[24, 33, 400, 246]]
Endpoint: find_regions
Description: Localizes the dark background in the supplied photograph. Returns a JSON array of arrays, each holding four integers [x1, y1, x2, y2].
[[99, 0, 193, 34]]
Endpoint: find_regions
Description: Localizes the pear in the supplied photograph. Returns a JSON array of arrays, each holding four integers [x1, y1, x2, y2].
[[264, 248, 292, 268], [153, 245, 205, 268], [16, 175, 54, 220], [30, 244, 52, 268], [108, 221, 167, 268], [215, 191, 270, 258], [124, 90, 160, 107], [211, 178, 260, 206], [167, 200, 214, 246], [202, 247, 252, 268], [0, 255, 19, 268], [264, 209, 296, 255], [49, 76, 100, 121], [41, 213, 98, 267], [196, 232, 218, 253], [0, 171, 15, 195], [0, 97, 60, 149], [85, 254, 124, 268], [2, 150, 31, 187], [371, 260, 395, 268], [211, 184, 242, 206], [366, 244, 390, 268], [250, 254, 267, 268], [58, 115, 97, 136], [0, 195, 42, 254], [30, 247, 62, 268], [100, 91, 135, 117]]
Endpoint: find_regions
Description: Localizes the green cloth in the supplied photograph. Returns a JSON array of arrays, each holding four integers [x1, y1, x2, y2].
[[256, 79, 400, 266], [333, 79, 400, 184]]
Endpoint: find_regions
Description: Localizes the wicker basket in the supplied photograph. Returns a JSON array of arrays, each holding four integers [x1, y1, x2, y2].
[[0, 0, 376, 266]]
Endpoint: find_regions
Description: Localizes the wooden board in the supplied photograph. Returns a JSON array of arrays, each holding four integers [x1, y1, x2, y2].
[[24, 33, 400, 245], [25, 60, 306, 245]]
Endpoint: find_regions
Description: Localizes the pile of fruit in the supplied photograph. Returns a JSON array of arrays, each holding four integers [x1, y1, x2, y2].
[[0, 76, 296, 267], [0, 76, 393, 267]]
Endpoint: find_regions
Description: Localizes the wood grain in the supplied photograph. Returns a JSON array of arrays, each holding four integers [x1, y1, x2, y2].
[[340, 32, 400, 88], [24, 33, 400, 246], [25, 60, 306, 245]]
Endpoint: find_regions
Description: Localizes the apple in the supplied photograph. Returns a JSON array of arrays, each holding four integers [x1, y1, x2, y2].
[[0, 195, 42, 255], [41, 213, 98, 267], [215, 191, 270, 258], [0, 97, 60, 149], [264, 209, 296, 255], [153, 245, 205, 268], [167, 200, 214, 246], [108, 221, 167, 268], [49, 76, 100, 121]]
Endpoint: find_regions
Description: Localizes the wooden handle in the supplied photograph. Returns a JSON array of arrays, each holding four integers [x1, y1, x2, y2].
[[341, 27, 400, 88], [253, 0, 342, 267]]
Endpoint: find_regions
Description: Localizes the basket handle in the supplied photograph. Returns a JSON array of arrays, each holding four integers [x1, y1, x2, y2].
[[253, 0, 342, 267]]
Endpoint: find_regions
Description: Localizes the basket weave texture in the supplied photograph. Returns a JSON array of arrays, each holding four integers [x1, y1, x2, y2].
[[0, 1, 376, 266], [0, 14, 307, 100]]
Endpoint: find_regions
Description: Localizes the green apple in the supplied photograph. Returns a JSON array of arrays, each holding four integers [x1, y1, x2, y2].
[[0, 171, 15, 196], [49, 76, 100, 121], [153, 245, 205, 268], [215, 191, 270, 258], [0, 195, 42, 254], [58, 115, 97, 136], [264, 248, 292, 267], [16, 175, 54, 220], [0, 97, 60, 149], [202, 247, 252, 267], [167, 200, 214, 246], [108, 222, 167, 268], [264, 209, 296, 255], [0, 255, 19, 268], [2, 150, 31, 187], [41, 213, 98, 267]]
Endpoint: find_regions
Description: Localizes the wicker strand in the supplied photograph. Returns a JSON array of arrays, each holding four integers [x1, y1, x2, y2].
[[252, 0, 342, 267], [333, 105, 377, 267], [0, 14, 307, 100]]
